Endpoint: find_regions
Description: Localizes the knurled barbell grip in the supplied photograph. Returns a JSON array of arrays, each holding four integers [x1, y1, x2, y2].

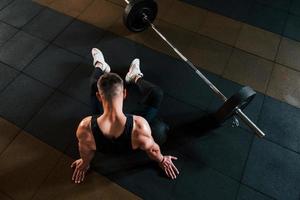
[[150, 21, 228, 102]]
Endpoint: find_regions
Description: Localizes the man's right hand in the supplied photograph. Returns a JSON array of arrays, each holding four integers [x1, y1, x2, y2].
[[71, 159, 90, 184], [159, 155, 179, 179]]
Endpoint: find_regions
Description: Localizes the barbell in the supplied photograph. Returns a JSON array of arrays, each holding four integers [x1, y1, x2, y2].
[[122, 0, 265, 137]]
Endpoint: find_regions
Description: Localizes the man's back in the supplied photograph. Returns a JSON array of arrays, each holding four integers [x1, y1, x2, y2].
[[77, 114, 151, 152]]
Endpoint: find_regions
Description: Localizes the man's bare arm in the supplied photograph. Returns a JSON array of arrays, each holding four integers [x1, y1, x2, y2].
[[134, 117, 179, 179], [71, 117, 96, 183], [77, 121, 96, 166]]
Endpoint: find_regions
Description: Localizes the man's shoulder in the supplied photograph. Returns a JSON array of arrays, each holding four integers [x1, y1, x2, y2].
[[132, 115, 151, 137], [133, 115, 147, 124], [77, 116, 93, 139]]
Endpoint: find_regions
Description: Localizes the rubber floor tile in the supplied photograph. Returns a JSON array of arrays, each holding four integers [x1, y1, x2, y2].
[[0, 117, 20, 154], [32, 155, 140, 200], [236, 185, 274, 200], [276, 37, 300, 71], [267, 64, 300, 108], [24, 45, 83, 88], [77, 0, 123, 30], [0, 191, 12, 200], [141, 20, 195, 58], [156, 0, 175, 19], [284, 14, 300, 42], [0, 62, 19, 92], [108, 162, 176, 199], [0, 74, 54, 128], [59, 62, 93, 106], [179, 124, 253, 180], [24, 91, 91, 152], [54, 20, 106, 57], [198, 11, 242, 46], [289, 0, 300, 15], [0, 0, 43, 28], [157, 94, 209, 147], [215, 0, 241, 16], [163, 0, 207, 32], [246, 3, 288, 34], [255, 0, 291, 10], [258, 96, 300, 153], [171, 157, 239, 200], [23, 8, 73, 41], [0, 31, 48, 71], [0, 132, 62, 200], [159, 95, 207, 127], [32, 0, 56, 7], [201, 0, 236, 17], [136, 46, 219, 110], [242, 137, 300, 200], [230, 0, 255, 22], [0, 21, 17, 46], [100, 150, 182, 200], [236, 24, 280, 60], [186, 33, 233, 75], [181, 0, 212, 10], [223, 49, 273, 93], [49, 0, 94, 18], [0, 0, 13, 10], [94, 34, 140, 70], [107, 0, 126, 7]]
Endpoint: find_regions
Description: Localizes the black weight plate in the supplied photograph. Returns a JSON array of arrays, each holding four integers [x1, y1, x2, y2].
[[123, 0, 158, 32], [214, 86, 256, 123]]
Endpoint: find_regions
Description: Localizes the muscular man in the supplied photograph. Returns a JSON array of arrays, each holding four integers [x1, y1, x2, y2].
[[71, 48, 179, 183]]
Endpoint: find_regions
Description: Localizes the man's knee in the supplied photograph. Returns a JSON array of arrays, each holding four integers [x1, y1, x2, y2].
[[152, 86, 164, 100], [150, 119, 169, 146], [149, 86, 164, 107]]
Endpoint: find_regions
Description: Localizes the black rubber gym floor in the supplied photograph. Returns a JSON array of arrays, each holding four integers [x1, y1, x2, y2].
[[182, 0, 300, 42], [0, 1, 300, 200]]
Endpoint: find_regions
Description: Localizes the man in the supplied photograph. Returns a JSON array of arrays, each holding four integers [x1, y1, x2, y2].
[[71, 48, 179, 183]]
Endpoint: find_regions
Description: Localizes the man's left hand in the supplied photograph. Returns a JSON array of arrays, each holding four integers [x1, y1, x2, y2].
[[159, 155, 179, 179]]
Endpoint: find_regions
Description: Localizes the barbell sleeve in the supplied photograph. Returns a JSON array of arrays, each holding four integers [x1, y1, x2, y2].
[[235, 108, 265, 137]]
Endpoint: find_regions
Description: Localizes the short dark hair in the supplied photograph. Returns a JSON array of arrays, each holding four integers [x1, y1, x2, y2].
[[97, 73, 124, 101]]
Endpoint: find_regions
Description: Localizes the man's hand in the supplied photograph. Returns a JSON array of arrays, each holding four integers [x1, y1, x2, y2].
[[71, 159, 90, 184], [159, 156, 179, 179]]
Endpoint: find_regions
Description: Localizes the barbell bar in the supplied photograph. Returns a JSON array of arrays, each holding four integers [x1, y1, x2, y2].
[[122, 0, 265, 137]]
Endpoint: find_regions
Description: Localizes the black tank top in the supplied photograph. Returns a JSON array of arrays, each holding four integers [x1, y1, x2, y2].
[[91, 114, 134, 153]]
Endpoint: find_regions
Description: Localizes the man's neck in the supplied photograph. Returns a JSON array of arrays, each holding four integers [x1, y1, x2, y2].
[[101, 101, 126, 121]]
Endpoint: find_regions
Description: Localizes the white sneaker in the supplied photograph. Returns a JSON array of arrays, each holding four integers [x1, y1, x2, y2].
[[125, 58, 143, 83], [91, 48, 111, 73]]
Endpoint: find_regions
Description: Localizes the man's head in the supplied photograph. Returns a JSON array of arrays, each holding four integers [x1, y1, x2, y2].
[[96, 73, 126, 104]]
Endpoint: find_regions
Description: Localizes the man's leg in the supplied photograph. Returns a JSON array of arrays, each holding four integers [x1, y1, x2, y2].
[[125, 58, 169, 145], [135, 78, 163, 123], [90, 48, 111, 115], [125, 58, 163, 122], [135, 77, 169, 146]]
